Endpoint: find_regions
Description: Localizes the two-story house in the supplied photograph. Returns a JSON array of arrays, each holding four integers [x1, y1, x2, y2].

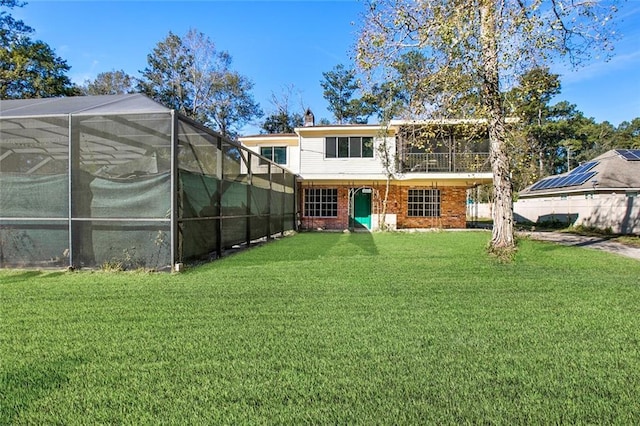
[[239, 114, 492, 231]]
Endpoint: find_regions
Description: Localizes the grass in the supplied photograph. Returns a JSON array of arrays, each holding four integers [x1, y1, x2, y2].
[[2, 231, 640, 424], [614, 235, 640, 248]]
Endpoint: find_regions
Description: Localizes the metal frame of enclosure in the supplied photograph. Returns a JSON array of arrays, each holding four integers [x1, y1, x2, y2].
[[0, 94, 297, 271]]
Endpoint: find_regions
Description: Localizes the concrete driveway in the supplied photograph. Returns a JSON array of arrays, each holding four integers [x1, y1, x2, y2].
[[520, 231, 640, 261]]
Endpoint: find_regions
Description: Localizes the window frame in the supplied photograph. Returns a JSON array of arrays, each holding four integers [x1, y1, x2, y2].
[[304, 188, 338, 217], [260, 146, 287, 165], [407, 188, 441, 217], [325, 136, 374, 159]]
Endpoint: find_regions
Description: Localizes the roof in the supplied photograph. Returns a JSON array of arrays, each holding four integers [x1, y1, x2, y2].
[[240, 119, 512, 140], [519, 149, 640, 197], [239, 133, 298, 139], [295, 124, 394, 138], [240, 124, 394, 140], [1, 94, 176, 172], [390, 117, 519, 126], [0, 94, 170, 117], [238, 133, 299, 147]]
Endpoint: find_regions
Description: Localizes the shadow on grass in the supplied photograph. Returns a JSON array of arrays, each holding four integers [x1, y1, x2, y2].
[[0, 270, 67, 284], [519, 236, 611, 260], [0, 357, 83, 424], [348, 231, 378, 256], [265, 231, 379, 261], [573, 238, 611, 248], [194, 231, 380, 269], [277, 231, 378, 261]]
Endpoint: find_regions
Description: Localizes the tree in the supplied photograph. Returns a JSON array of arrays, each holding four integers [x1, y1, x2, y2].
[[365, 81, 407, 123], [137, 31, 195, 116], [505, 67, 562, 189], [261, 85, 305, 134], [0, 37, 76, 99], [208, 70, 262, 138], [82, 70, 135, 95], [533, 101, 600, 173], [321, 64, 376, 124], [357, 0, 619, 255], [615, 119, 640, 148], [504, 68, 629, 189], [138, 29, 261, 138], [0, 0, 32, 45], [0, 0, 76, 99], [261, 111, 303, 134]]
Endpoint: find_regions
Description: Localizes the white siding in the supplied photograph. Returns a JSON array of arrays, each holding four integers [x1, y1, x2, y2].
[[469, 193, 640, 234], [299, 135, 395, 177], [244, 144, 301, 174]]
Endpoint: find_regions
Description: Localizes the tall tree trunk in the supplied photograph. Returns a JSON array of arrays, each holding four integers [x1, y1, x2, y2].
[[380, 173, 391, 230], [377, 129, 393, 231], [479, 1, 515, 250]]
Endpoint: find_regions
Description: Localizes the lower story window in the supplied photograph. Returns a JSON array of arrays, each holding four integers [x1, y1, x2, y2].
[[408, 189, 441, 217], [304, 188, 338, 217]]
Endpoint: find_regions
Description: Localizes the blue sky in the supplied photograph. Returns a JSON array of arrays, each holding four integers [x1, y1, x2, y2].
[[12, 0, 640, 134]]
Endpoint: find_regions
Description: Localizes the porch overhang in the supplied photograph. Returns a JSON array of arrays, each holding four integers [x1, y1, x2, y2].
[[298, 172, 492, 188]]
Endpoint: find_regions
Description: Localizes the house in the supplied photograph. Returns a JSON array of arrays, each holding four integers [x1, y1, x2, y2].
[[239, 117, 493, 231], [516, 149, 640, 234]]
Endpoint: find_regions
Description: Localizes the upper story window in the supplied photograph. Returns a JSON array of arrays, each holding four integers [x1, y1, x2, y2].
[[325, 137, 374, 158], [260, 146, 287, 165]]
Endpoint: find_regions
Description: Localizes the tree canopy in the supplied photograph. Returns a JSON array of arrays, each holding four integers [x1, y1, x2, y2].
[[356, 0, 619, 254], [0, 36, 76, 99], [320, 64, 376, 124], [81, 70, 136, 95], [0, 0, 32, 45], [137, 29, 262, 139], [0, 0, 76, 99], [260, 86, 306, 134], [504, 66, 640, 194]]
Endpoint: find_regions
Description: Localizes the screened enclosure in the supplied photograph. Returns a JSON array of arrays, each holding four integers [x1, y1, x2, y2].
[[0, 94, 297, 270]]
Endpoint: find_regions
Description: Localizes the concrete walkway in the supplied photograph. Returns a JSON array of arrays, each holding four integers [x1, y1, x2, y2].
[[520, 231, 640, 261]]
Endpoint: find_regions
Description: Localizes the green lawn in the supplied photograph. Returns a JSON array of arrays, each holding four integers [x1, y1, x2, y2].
[[2, 231, 640, 424]]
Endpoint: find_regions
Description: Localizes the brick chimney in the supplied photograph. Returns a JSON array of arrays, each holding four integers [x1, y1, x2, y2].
[[304, 108, 315, 127]]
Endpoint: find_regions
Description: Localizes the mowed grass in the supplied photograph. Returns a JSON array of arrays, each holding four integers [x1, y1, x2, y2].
[[2, 231, 640, 424]]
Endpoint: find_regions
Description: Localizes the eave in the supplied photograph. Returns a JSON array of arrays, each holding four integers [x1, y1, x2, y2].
[[295, 125, 395, 137]]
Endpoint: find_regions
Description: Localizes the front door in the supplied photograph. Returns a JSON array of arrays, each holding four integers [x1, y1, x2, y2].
[[353, 190, 372, 229]]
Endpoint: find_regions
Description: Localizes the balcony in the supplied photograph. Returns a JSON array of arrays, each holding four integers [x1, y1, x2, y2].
[[398, 152, 491, 173]]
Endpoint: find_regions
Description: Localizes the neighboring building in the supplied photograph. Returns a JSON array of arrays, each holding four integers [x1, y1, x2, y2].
[[516, 149, 640, 234], [239, 119, 493, 231]]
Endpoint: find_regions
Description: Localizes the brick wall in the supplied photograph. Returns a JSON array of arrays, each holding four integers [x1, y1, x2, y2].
[[300, 186, 350, 230], [299, 184, 468, 230], [395, 186, 467, 229]]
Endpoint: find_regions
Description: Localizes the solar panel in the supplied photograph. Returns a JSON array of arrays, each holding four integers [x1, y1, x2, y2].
[[530, 171, 597, 191], [553, 175, 573, 187], [562, 174, 578, 186], [570, 161, 598, 174], [538, 178, 557, 189], [584, 171, 598, 184], [530, 179, 549, 190], [562, 171, 597, 187], [615, 149, 640, 161], [548, 177, 564, 188]]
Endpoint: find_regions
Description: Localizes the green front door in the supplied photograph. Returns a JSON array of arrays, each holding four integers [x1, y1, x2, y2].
[[354, 190, 372, 229]]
